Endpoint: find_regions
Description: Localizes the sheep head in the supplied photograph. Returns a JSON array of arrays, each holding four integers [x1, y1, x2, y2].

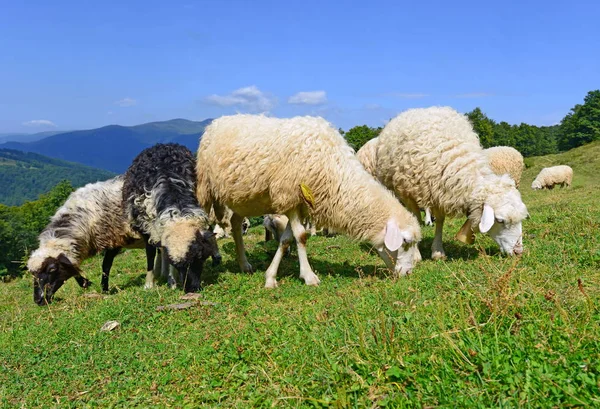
[[29, 253, 88, 306]]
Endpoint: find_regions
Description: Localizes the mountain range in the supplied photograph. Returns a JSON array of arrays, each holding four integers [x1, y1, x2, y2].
[[0, 149, 115, 206], [0, 118, 212, 173]]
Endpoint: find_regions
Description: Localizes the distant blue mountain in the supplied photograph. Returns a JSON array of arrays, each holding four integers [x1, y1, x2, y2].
[[1, 118, 212, 173], [0, 131, 66, 144]]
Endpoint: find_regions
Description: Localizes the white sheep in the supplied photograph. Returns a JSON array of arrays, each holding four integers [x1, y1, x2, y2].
[[376, 106, 529, 259], [196, 114, 422, 288], [531, 165, 573, 189], [485, 146, 524, 188]]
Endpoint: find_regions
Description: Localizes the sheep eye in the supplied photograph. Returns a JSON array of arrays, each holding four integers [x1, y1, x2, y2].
[[496, 218, 505, 224]]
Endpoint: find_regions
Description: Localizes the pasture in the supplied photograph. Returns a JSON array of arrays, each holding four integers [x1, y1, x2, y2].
[[1, 142, 599, 408]]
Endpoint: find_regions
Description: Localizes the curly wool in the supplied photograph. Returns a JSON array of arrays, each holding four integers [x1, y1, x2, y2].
[[355, 137, 379, 176], [485, 146, 524, 188], [27, 176, 142, 273], [376, 106, 528, 229], [532, 165, 573, 189], [196, 115, 420, 247]]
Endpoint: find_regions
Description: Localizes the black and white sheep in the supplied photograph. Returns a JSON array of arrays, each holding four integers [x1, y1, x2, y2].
[[122, 143, 221, 293]]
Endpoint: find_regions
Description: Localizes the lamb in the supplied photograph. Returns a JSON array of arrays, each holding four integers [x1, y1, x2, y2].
[[27, 176, 151, 305], [531, 165, 573, 189], [376, 106, 529, 259], [485, 146, 524, 188], [123, 143, 221, 293], [196, 114, 422, 288]]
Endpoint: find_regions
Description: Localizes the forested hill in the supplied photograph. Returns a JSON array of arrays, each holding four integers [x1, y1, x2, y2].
[[0, 149, 115, 206]]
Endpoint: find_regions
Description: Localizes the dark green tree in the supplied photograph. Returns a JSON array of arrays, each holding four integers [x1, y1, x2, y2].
[[558, 90, 600, 151], [466, 107, 496, 148], [344, 125, 382, 151]]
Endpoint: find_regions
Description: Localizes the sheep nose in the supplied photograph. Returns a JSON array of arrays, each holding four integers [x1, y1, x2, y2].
[[513, 245, 523, 256]]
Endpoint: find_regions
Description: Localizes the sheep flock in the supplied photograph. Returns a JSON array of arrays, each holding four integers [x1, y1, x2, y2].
[[28, 106, 573, 305]]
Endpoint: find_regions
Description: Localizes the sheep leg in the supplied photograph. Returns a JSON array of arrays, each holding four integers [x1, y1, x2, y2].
[[231, 212, 254, 273], [424, 208, 434, 226], [264, 222, 293, 288], [431, 209, 446, 260], [101, 247, 121, 292], [144, 244, 157, 289], [403, 197, 423, 224], [289, 211, 320, 286]]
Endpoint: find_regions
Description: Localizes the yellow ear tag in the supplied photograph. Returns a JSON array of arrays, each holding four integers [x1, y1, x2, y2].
[[299, 183, 315, 209]]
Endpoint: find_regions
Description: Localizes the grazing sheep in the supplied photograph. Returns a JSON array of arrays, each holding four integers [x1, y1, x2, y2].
[[27, 176, 152, 305], [376, 106, 529, 259], [196, 115, 421, 288], [209, 207, 249, 239], [485, 146, 524, 188], [531, 165, 573, 190], [123, 143, 221, 293]]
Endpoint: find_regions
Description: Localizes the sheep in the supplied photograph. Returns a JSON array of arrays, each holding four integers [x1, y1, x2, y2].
[[375, 106, 529, 260], [27, 176, 153, 305], [356, 137, 434, 227], [196, 114, 421, 288], [531, 165, 573, 190], [123, 143, 221, 293], [209, 207, 249, 239], [485, 146, 524, 188]]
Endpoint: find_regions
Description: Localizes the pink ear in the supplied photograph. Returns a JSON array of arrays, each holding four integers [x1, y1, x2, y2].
[[479, 204, 495, 233], [384, 220, 403, 251]]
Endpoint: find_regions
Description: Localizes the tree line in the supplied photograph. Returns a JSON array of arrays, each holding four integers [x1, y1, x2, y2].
[[342, 90, 600, 156]]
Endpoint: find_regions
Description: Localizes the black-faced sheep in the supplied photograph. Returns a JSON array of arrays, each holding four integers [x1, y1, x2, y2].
[[123, 143, 221, 293], [27, 176, 152, 305], [196, 115, 421, 288]]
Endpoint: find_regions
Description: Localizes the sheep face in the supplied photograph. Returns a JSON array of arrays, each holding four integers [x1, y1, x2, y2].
[[31, 254, 88, 305], [163, 227, 220, 292], [477, 190, 528, 256], [378, 219, 421, 276], [531, 180, 543, 190]]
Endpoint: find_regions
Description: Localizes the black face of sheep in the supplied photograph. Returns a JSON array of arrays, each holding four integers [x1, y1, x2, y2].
[[32, 254, 91, 306], [166, 231, 220, 293]]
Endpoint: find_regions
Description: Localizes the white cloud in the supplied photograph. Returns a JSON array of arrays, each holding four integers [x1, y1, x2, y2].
[[22, 119, 56, 127], [391, 93, 429, 99], [288, 90, 327, 105], [204, 86, 276, 112], [454, 92, 494, 98], [114, 97, 137, 107]]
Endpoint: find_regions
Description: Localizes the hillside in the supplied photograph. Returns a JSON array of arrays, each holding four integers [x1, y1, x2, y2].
[[0, 149, 115, 206], [1, 142, 598, 407], [0, 130, 65, 144], [0, 118, 212, 173]]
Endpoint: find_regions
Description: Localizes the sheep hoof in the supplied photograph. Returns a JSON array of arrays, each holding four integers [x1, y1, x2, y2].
[[265, 279, 278, 289], [241, 262, 254, 273], [303, 273, 321, 286], [431, 251, 446, 261], [144, 281, 155, 290]]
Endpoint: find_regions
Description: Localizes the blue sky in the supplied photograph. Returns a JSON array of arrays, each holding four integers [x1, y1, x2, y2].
[[1, 0, 598, 133]]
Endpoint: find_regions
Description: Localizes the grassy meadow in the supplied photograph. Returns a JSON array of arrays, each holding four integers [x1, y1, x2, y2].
[[1, 142, 599, 408]]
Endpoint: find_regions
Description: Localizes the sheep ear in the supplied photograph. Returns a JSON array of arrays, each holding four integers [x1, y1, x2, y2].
[[479, 204, 495, 233], [384, 220, 403, 251]]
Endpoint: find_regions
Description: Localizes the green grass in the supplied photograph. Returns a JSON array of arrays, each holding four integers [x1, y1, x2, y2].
[[1, 145, 599, 408]]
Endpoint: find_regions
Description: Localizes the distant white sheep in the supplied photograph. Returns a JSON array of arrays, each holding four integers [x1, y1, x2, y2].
[[196, 115, 421, 288], [531, 165, 573, 189], [376, 107, 529, 259], [209, 207, 249, 239], [485, 146, 524, 188]]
